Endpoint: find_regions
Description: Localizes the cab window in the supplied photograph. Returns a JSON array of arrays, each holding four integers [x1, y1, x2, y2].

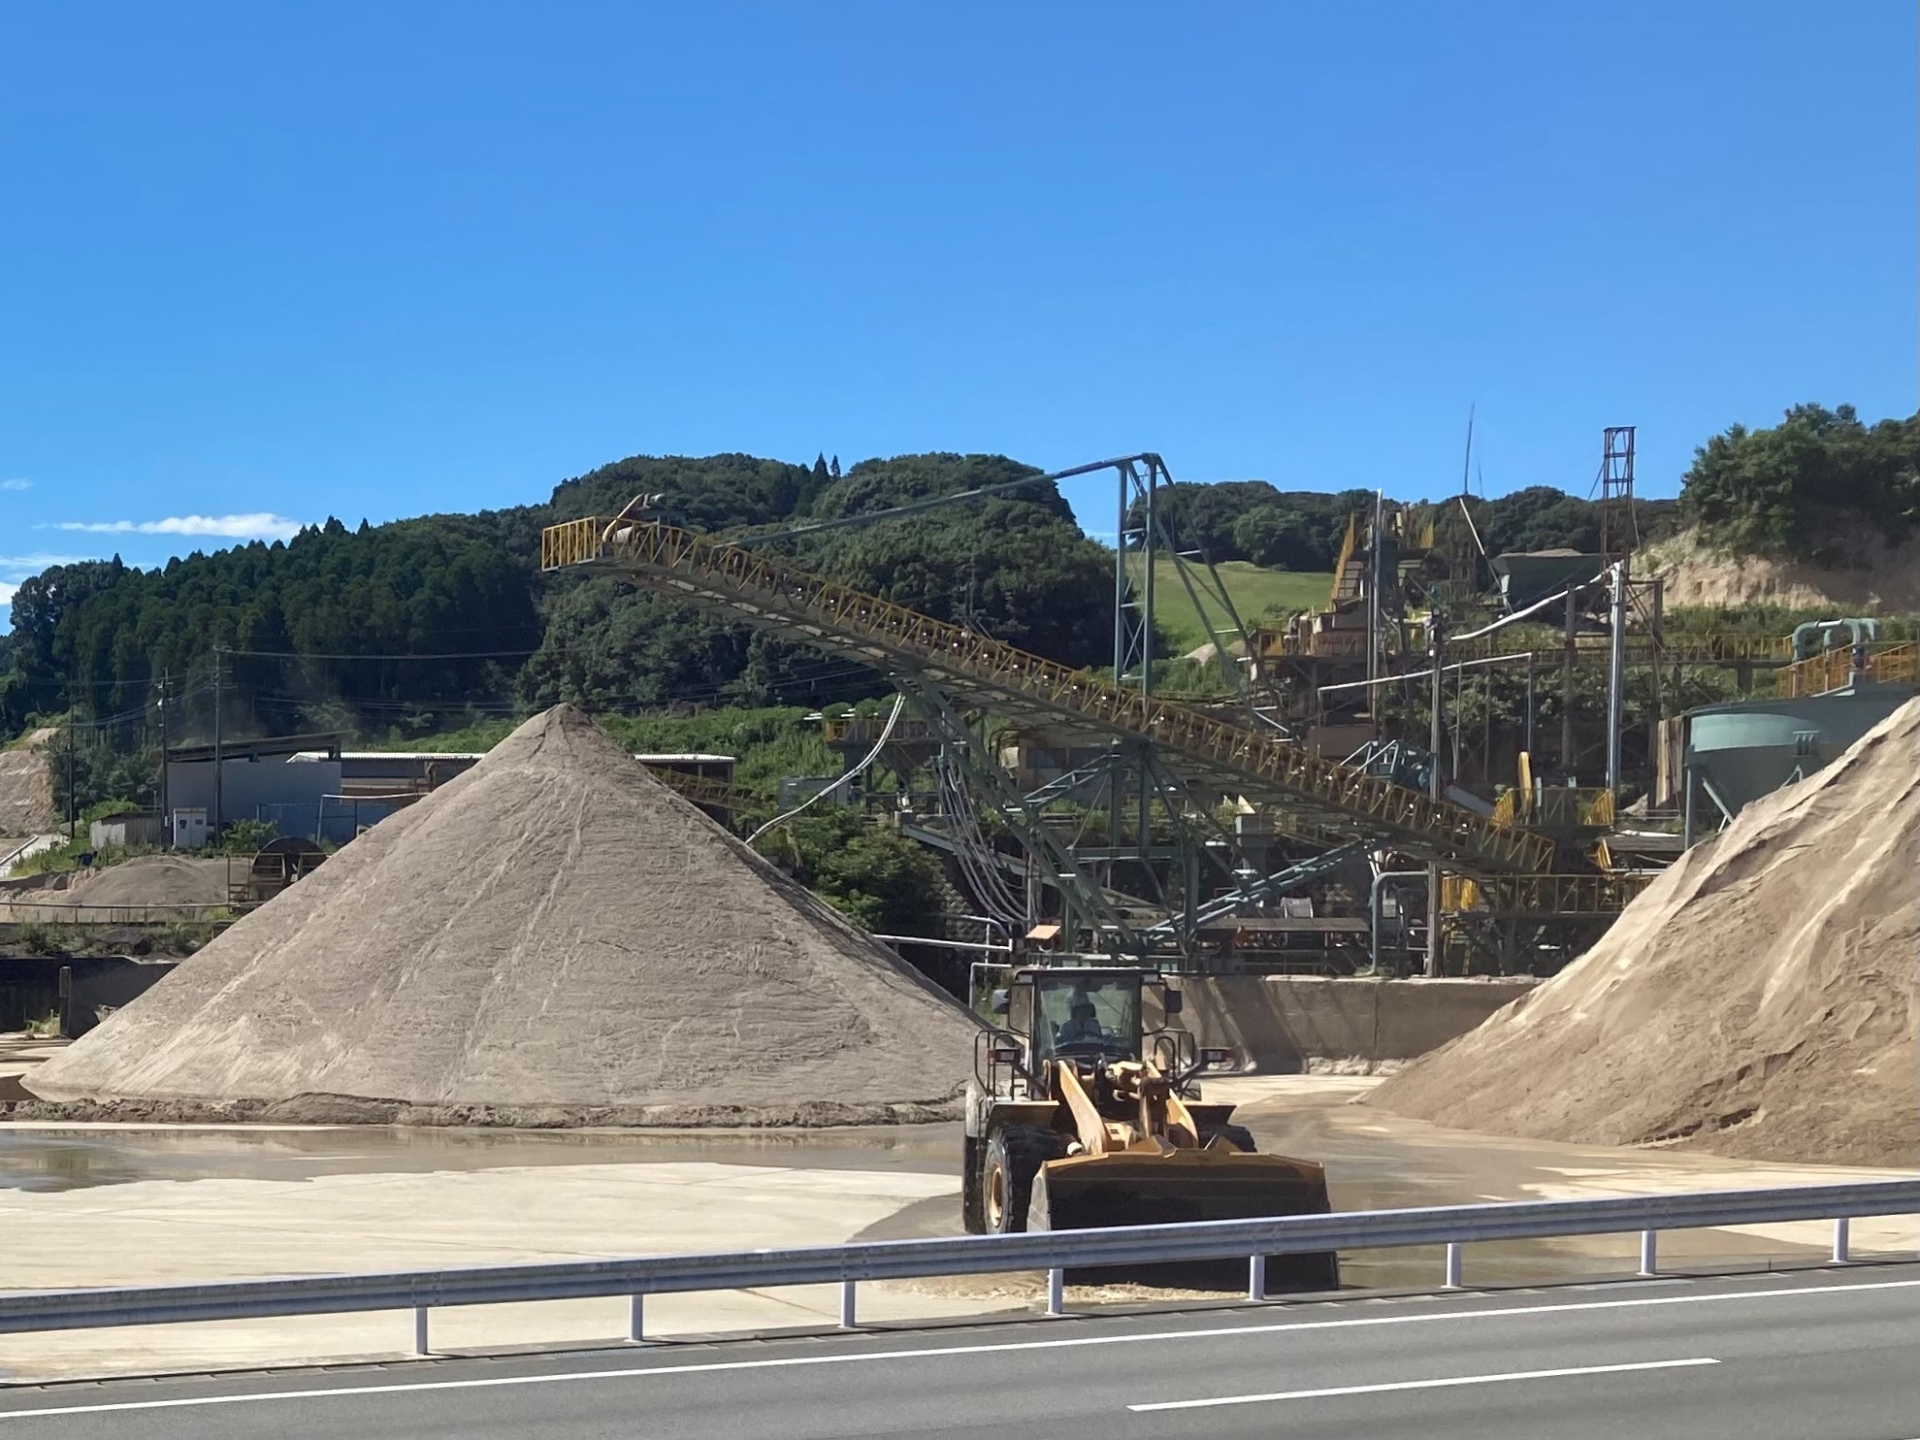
[[1032, 975, 1141, 1061]]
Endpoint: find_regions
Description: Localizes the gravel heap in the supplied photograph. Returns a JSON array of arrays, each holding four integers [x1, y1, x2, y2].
[[48, 856, 230, 909], [1369, 697, 1918, 1168], [28, 706, 979, 1124]]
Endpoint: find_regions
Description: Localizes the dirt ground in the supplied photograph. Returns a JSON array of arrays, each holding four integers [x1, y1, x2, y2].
[[2, 1060, 1909, 1383]]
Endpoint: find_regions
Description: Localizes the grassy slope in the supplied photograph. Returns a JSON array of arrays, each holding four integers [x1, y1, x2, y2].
[[1144, 556, 1333, 656]]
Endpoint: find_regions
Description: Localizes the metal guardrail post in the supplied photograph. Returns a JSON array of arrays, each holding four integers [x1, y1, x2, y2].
[[839, 1280, 857, 1329], [1046, 1267, 1065, 1316], [1832, 1218, 1851, 1265], [1248, 1254, 1267, 1302], [1444, 1242, 1463, 1288], [627, 1294, 645, 1344], [413, 1305, 430, 1357], [1639, 1230, 1659, 1277]]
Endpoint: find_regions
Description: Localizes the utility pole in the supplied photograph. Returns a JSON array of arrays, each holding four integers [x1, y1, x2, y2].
[[1367, 490, 1383, 706], [1605, 561, 1628, 795], [1560, 585, 1577, 779], [1647, 577, 1665, 787], [1524, 650, 1537, 762], [66, 722, 77, 841], [158, 670, 171, 841], [1426, 609, 1445, 977], [212, 647, 225, 840]]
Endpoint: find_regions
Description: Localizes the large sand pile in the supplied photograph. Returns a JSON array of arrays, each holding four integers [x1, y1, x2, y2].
[[1370, 698, 1919, 1168], [0, 730, 59, 836], [27, 706, 979, 1124]]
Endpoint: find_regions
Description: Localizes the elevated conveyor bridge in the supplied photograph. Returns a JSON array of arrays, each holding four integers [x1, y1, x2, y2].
[[542, 518, 1555, 876]]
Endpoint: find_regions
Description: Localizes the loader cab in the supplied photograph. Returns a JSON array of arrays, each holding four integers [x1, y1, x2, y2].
[[988, 966, 1191, 1081], [1031, 971, 1143, 1062]]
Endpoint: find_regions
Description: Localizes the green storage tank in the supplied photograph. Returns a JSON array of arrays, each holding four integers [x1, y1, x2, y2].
[[1681, 687, 1908, 844]]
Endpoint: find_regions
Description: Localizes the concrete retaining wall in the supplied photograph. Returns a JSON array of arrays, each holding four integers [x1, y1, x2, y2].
[[61, 957, 178, 1038], [1181, 975, 1535, 1073]]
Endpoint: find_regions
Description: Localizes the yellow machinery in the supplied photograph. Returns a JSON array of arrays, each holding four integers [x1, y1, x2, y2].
[[963, 967, 1338, 1290]]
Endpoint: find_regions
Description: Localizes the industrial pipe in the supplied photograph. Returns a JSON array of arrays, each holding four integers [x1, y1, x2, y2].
[[1369, 868, 1428, 975]]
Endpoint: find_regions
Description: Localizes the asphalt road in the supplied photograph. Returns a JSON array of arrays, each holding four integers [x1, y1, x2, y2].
[[0, 1265, 1914, 1439]]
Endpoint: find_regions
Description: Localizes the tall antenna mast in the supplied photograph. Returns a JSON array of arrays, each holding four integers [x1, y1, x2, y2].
[[1459, 403, 1476, 497]]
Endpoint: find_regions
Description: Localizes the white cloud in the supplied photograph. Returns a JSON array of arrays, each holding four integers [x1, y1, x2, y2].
[[1, 478, 30, 491], [54, 512, 305, 541], [0, 581, 15, 606]]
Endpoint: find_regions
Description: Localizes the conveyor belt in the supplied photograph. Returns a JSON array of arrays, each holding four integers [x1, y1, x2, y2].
[[542, 518, 1555, 875]]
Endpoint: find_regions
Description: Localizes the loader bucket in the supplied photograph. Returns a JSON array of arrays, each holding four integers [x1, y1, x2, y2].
[[1029, 1150, 1340, 1292]]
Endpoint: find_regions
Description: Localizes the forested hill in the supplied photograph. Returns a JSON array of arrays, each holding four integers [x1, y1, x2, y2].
[[0, 452, 1116, 743], [4, 402, 1912, 747]]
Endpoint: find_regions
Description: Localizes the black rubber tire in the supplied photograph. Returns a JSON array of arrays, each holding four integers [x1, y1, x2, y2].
[[983, 1125, 1066, 1234], [961, 1136, 986, 1234], [1201, 1122, 1257, 1154]]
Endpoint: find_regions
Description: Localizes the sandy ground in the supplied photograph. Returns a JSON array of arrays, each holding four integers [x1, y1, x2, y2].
[[1, 1062, 1911, 1385]]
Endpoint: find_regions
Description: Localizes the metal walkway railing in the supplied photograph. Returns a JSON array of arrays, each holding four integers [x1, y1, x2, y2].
[[1779, 641, 1919, 699], [541, 519, 1554, 875]]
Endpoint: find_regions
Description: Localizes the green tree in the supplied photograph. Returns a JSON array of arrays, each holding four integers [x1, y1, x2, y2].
[[1231, 504, 1317, 569], [1681, 404, 1919, 563]]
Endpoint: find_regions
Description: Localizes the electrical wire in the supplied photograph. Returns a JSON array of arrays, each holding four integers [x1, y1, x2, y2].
[[746, 694, 904, 845]]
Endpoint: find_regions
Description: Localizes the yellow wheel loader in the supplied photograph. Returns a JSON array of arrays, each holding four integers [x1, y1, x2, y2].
[[962, 966, 1338, 1291]]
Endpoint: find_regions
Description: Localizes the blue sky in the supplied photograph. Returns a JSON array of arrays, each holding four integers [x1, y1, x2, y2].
[[2, 2, 1914, 603]]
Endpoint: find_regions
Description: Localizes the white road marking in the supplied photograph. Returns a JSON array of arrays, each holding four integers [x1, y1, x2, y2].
[[1129, 1356, 1719, 1411], [0, 1274, 1909, 1421]]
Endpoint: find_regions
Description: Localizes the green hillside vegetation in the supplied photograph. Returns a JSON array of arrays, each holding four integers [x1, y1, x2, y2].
[[1682, 404, 1918, 563], [7, 401, 1911, 821], [1142, 556, 1333, 658]]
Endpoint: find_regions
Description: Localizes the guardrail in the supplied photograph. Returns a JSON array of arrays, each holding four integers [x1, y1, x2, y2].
[[0, 1181, 1911, 1356]]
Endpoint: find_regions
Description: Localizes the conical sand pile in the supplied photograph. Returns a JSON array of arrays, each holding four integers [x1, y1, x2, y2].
[[29, 707, 978, 1122], [1370, 697, 1919, 1168]]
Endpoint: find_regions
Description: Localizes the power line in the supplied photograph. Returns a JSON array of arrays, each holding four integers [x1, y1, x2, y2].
[[224, 647, 542, 662]]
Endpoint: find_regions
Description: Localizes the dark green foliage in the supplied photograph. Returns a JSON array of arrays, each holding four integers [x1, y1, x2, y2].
[[796, 454, 1114, 668], [751, 807, 944, 935], [1680, 404, 1919, 563], [50, 726, 161, 820], [221, 817, 280, 856], [2, 523, 542, 740], [548, 452, 828, 533], [1144, 479, 1684, 577], [1230, 504, 1321, 570]]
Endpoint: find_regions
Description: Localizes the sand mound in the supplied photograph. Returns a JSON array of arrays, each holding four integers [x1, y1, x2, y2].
[[0, 730, 59, 836], [49, 856, 230, 909], [1369, 698, 1919, 1168], [29, 706, 979, 1118]]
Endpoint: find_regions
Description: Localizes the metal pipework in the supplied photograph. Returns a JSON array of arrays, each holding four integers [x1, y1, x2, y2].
[[1369, 869, 1428, 975], [1605, 562, 1627, 796]]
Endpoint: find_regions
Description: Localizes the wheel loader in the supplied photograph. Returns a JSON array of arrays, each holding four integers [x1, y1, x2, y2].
[[962, 966, 1338, 1291]]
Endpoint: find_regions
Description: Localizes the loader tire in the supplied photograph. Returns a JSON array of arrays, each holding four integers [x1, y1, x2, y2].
[[962, 1136, 986, 1234], [983, 1125, 1065, 1234], [1201, 1122, 1257, 1154]]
